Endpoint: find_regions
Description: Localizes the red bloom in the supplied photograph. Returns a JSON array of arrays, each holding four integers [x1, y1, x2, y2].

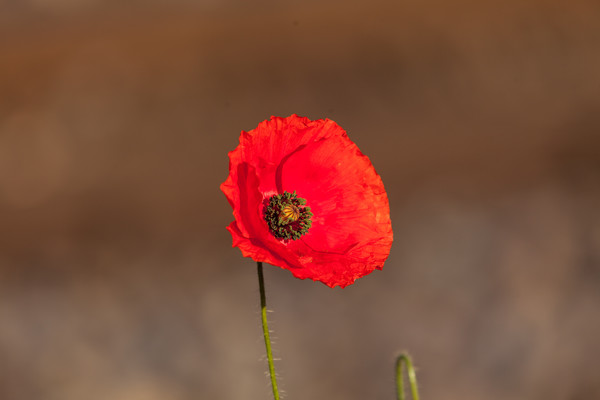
[[221, 115, 393, 288]]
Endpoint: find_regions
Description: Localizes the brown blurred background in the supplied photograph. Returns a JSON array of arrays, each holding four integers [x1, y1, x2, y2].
[[1, 0, 599, 399]]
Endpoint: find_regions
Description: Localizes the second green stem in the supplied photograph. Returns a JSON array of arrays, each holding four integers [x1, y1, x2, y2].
[[396, 353, 420, 400]]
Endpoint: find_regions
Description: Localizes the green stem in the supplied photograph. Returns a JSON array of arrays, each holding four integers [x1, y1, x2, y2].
[[257, 262, 280, 400], [396, 353, 420, 400]]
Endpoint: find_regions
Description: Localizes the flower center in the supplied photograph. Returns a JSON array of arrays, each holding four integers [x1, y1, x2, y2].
[[280, 204, 300, 223], [264, 191, 312, 240]]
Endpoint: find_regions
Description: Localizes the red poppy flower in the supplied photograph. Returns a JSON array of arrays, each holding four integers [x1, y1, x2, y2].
[[221, 115, 393, 288]]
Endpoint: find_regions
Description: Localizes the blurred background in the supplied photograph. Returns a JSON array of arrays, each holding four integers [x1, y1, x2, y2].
[[1, 0, 599, 399]]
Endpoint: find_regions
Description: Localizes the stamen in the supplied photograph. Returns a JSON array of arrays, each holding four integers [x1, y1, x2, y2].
[[264, 191, 312, 241]]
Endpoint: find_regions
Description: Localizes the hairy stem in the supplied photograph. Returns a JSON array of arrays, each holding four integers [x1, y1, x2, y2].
[[257, 262, 280, 400]]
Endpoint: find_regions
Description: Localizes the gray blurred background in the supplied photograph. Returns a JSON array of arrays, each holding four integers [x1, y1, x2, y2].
[[1, 0, 599, 399]]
